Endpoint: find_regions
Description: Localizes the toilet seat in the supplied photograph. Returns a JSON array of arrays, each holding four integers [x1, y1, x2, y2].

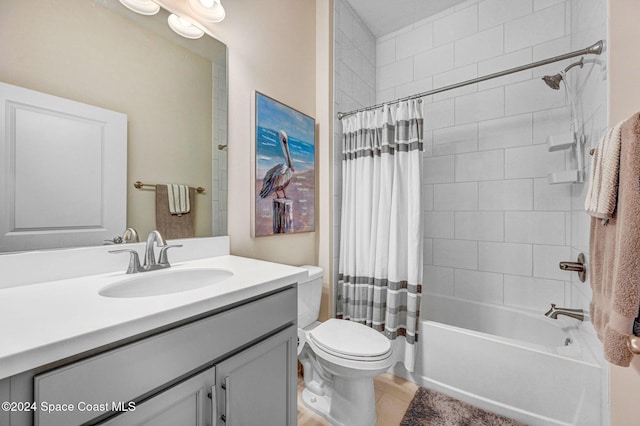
[[308, 319, 392, 362]]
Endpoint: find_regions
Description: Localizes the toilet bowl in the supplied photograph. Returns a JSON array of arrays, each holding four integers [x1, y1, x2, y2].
[[297, 266, 394, 426]]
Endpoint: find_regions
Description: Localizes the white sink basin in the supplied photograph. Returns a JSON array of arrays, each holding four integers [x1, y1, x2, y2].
[[99, 268, 234, 298]]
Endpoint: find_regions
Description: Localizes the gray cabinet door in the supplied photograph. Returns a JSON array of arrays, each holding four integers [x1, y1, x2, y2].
[[99, 366, 215, 426], [214, 326, 297, 426]]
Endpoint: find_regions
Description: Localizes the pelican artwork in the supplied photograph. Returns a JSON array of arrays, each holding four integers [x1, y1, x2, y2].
[[259, 130, 295, 199]]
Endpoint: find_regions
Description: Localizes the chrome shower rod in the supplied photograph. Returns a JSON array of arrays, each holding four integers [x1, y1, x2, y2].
[[336, 39, 605, 120]]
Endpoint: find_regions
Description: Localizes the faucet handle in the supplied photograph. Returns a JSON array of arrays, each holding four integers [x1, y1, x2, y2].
[[109, 249, 142, 274], [158, 244, 183, 266]]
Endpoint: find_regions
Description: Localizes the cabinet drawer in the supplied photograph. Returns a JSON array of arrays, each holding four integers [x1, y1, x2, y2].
[[34, 287, 296, 426]]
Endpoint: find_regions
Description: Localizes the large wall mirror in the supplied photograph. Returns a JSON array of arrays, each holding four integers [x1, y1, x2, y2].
[[0, 0, 228, 252]]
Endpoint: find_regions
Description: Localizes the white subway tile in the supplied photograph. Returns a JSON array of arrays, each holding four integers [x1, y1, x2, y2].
[[477, 48, 533, 90], [531, 36, 571, 78], [395, 77, 433, 100], [455, 27, 505, 67], [479, 179, 533, 210], [534, 0, 566, 11], [434, 182, 478, 210], [433, 5, 478, 46], [424, 184, 434, 211], [414, 44, 455, 79], [433, 239, 478, 269], [425, 211, 455, 238], [454, 269, 504, 304], [505, 211, 566, 245], [505, 144, 565, 178], [479, 113, 533, 151], [479, 0, 532, 30], [479, 242, 533, 275], [455, 149, 504, 181], [378, 57, 413, 91], [505, 78, 566, 115], [504, 4, 566, 52], [342, 39, 363, 76], [571, 211, 591, 256], [434, 123, 478, 155], [424, 156, 455, 184], [424, 98, 454, 130], [532, 107, 572, 145], [455, 212, 504, 241], [376, 88, 396, 105], [432, 64, 478, 101], [424, 238, 433, 265], [396, 22, 434, 59], [423, 265, 454, 296], [504, 275, 565, 312], [533, 178, 571, 210], [533, 244, 571, 280], [455, 88, 505, 125]]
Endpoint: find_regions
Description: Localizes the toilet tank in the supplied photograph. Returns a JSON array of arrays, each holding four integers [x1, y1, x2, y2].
[[297, 265, 323, 328]]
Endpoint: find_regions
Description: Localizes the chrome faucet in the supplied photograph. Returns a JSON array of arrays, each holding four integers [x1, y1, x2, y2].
[[545, 304, 584, 321], [109, 230, 182, 274], [144, 230, 166, 269]]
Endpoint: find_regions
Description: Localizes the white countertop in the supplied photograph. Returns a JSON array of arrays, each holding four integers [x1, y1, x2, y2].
[[0, 255, 307, 380]]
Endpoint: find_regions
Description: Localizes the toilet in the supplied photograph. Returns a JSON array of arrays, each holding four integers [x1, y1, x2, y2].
[[297, 265, 394, 426]]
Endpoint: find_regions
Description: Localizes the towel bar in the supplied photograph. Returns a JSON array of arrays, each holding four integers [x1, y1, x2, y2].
[[134, 181, 205, 194]]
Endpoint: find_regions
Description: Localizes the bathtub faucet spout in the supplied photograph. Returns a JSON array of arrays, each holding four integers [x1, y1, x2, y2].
[[545, 304, 584, 321]]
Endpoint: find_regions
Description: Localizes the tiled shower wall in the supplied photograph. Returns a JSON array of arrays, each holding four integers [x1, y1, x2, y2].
[[375, 0, 582, 314], [332, 0, 376, 304]]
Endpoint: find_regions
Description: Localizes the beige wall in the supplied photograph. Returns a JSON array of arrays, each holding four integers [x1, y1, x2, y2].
[[608, 1, 640, 424], [0, 0, 214, 240], [159, 0, 323, 268]]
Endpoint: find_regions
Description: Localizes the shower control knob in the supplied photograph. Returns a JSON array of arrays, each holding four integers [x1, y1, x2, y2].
[[559, 253, 586, 282]]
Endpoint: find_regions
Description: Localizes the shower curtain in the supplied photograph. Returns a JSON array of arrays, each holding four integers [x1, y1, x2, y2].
[[336, 99, 424, 372]]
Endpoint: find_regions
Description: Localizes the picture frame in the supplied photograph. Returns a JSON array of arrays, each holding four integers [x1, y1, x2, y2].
[[252, 91, 316, 237]]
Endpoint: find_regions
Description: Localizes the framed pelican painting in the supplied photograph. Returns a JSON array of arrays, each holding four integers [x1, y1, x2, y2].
[[252, 91, 316, 237]]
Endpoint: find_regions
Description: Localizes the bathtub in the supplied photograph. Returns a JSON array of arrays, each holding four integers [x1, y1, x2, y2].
[[396, 294, 604, 426]]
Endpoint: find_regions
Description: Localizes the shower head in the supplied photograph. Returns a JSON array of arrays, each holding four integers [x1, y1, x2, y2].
[[542, 74, 563, 90], [541, 57, 585, 90]]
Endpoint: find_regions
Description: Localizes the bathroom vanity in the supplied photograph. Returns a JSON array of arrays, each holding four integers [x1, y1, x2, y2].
[[0, 237, 304, 426]]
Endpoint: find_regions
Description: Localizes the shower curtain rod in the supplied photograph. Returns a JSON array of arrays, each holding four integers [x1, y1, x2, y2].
[[337, 39, 605, 120]]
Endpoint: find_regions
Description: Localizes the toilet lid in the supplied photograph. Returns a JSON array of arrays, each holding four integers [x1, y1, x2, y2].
[[309, 319, 391, 359]]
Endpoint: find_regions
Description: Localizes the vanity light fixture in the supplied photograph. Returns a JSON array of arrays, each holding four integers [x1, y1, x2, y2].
[[118, 0, 160, 15], [167, 13, 205, 39], [188, 0, 226, 23]]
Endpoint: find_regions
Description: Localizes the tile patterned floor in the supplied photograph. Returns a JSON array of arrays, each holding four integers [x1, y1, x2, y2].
[[297, 373, 419, 426]]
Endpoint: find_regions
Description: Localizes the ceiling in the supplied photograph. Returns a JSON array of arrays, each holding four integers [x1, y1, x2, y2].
[[346, 0, 469, 38]]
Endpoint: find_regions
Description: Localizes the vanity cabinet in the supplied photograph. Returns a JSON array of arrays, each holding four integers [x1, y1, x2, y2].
[[2, 286, 297, 426], [101, 326, 295, 426]]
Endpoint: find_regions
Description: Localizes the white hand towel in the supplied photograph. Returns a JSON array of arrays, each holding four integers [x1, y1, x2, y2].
[[585, 122, 623, 219], [167, 184, 191, 215]]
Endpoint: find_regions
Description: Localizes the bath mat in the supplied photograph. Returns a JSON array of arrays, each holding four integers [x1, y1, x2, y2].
[[400, 387, 526, 426]]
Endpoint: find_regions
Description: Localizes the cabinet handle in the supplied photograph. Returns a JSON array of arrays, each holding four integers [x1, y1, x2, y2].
[[209, 385, 217, 425], [223, 376, 230, 424]]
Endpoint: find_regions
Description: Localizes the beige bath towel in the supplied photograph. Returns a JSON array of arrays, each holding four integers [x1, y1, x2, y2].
[[156, 184, 195, 239], [585, 122, 623, 219], [590, 112, 640, 369]]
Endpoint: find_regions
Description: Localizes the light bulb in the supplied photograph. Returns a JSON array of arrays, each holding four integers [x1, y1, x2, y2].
[[118, 0, 160, 15], [167, 14, 204, 39], [188, 0, 226, 23]]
